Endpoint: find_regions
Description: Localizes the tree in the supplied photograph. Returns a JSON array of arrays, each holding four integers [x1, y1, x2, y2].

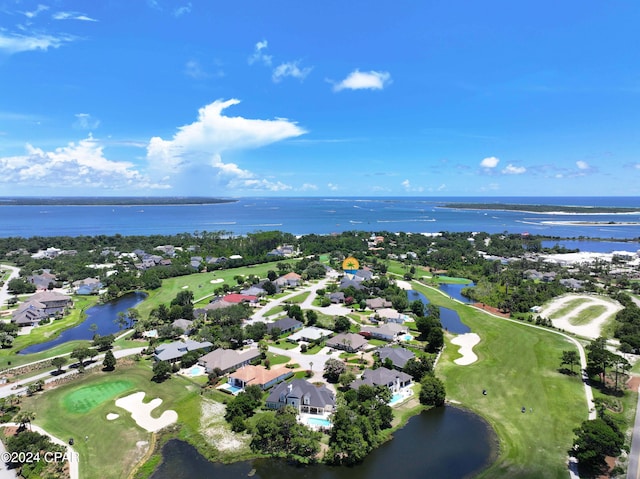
[[103, 350, 116, 371], [7, 278, 36, 294], [16, 411, 36, 431], [267, 270, 277, 281], [573, 417, 624, 474], [338, 371, 356, 389], [305, 309, 318, 326], [560, 350, 580, 374], [334, 316, 351, 333], [152, 361, 171, 382], [92, 334, 115, 351], [51, 356, 67, 373], [115, 312, 128, 330], [411, 300, 425, 317], [323, 358, 346, 383], [419, 374, 446, 407], [403, 356, 433, 381], [71, 347, 91, 367], [262, 280, 276, 295]]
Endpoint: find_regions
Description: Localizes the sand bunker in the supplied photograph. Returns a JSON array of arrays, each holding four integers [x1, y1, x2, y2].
[[395, 280, 412, 290], [451, 333, 480, 365], [210, 278, 224, 284], [106, 413, 119, 420], [115, 392, 177, 433], [181, 285, 189, 289]]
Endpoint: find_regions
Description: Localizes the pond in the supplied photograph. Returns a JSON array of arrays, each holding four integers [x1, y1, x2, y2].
[[150, 406, 497, 479], [406, 290, 471, 334], [541, 239, 640, 254], [19, 291, 146, 354], [438, 282, 475, 304]]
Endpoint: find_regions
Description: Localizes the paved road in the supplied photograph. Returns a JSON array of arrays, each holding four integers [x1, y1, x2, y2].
[[0, 346, 145, 399], [0, 265, 20, 310]]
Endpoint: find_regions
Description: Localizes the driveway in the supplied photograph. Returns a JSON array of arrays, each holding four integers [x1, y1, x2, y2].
[[0, 265, 20, 310]]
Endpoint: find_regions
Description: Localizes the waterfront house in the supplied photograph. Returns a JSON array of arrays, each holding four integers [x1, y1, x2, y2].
[[350, 367, 413, 392], [377, 347, 415, 369], [360, 323, 409, 342], [265, 379, 335, 415]]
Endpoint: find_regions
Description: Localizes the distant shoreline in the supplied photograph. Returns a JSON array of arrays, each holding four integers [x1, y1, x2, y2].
[[0, 197, 237, 206], [442, 203, 640, 215]]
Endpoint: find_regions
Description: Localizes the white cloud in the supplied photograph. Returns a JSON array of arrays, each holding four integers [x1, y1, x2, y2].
[[272, 61, 312, 83], [248, 40, 272, 66], [328, 183, 339, 191], [0, 136, 165, 190], [300, 183, 318, 191], [146, 99, 305, 191], [0, 32, 75, 54], [73, 113, 100, 130], [401, 179, 424, 192], [634, 164, 640, 170], [480, 156, 499, 168], [23, 4, 49, 18], [184, 60, 206, 79], [502, 164, 526, 175], [576, 160, 590, 170], [53, 11, 98, 21], [333, 70, 391, 92], [173, 3, 192, 17]]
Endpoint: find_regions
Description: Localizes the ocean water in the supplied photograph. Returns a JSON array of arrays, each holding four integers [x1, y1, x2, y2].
[[0, 196, 639, 239]]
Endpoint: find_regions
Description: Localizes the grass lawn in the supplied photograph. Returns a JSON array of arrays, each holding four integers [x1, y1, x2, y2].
[[302, 343, 324, 355], [266, 352, 290, 366], [20, 360, 202, 479], [548, 298, 588, 320], [270, 340, 298, 350], [568, 305, 607, 326], [413, 282, 587, 479], [260, 305, 285, 317], [286, 292, 310, 303]]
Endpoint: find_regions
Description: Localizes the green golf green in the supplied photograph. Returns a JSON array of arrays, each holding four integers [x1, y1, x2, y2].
[[62, 379, 134, 414]]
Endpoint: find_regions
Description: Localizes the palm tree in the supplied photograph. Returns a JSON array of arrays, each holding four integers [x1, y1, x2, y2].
[[17, 411, 35, 431]]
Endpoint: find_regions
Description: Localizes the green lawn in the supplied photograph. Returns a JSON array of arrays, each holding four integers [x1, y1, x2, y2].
[[270, 340, 298, 350], [286, 292, 310, 304], [413, 282, 587, 479], [568, 305, 607, 326], [19, 360, 202, 479], [266, 352, 291, 366]]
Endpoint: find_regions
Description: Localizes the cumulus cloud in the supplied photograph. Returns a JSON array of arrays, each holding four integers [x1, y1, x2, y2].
[[328, 183, 339, 191], [401, 179, 424, 192], [333, 70, 391, 92], [248, 40, 272, 66], [480, 156, 499, 168], [300, 183, 318, 191], [502, 164, 526, 174], [146, 99, 305, 191], [53, 11, 98, 21], [0, 136, 165, 190], [73, 113, 100, 130], [576, 160, 590, 170], [0, 32, 75, 54], [272, 61, 312, 83]]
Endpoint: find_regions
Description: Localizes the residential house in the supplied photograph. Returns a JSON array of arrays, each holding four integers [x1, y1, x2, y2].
[[287, 326, 333, 343], [377, 347, 415, 369], [559, 278, 584, 290], [171, 318, 194, 334], [328, 292, 345, 304], [339, 278, 366, 290], [72, 278, 103, 295], [265, 379, 335, 415], [153, 339, 213, 363], [240, 286, 267, 297], [326, 332, 369, 352], [266, 317, 303, 335], [198, 347, 261, 374], [350, 367, 412, 392], [373, 308, 409, 324], [355, 268, 374, 281], [360, 323, 409, 342], [222, 293, 259, 305], [274, 272, 303, 288], [228, 365, 293, 391], [366, 297, 392, 310], [27, 270, 58, 290]]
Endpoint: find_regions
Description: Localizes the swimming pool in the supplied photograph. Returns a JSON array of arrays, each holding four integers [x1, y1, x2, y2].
[[401, 334, 413, 341], [187, 365, 206, 377], [389, 393, 405, 406], [304, 416, 332, 428]]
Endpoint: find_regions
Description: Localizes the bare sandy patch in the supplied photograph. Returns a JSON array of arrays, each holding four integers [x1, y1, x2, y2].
[[395, 280, 412, 290], [451, 333, 480, 365], [115, 392, 177, 433], [200, 399, 250, 452], [106, 413, 119, 420], [540, 294, 623, 339], [181, 285, 189, 289], [210, 278, 224, 284]]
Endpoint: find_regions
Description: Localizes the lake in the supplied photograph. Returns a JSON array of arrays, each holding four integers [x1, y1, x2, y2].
[[406, 290, 471, 334], [150, 406, 497, 479], [18, 291, 146, 354]]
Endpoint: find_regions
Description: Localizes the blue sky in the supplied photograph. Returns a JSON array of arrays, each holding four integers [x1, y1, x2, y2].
[[1, 1, 639, 197]]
